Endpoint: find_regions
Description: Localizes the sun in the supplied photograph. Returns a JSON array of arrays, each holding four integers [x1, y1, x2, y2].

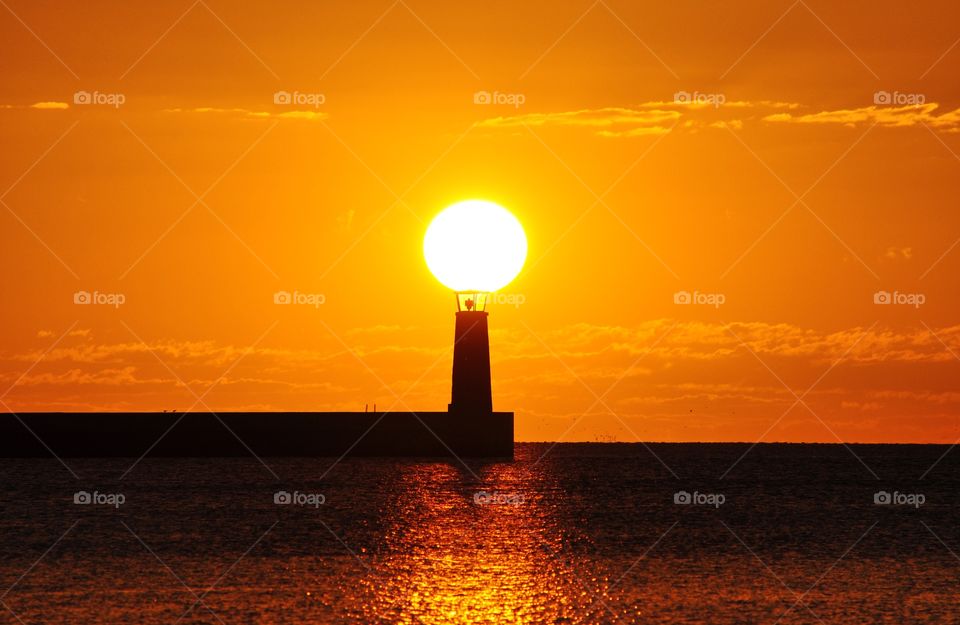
[[424, 200, 527, 293]]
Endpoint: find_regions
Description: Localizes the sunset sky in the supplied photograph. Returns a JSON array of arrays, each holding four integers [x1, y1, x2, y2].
[[2, 0, 960, 443]]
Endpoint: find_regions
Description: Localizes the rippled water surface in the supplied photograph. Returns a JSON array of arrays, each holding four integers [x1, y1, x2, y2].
[[2, 443, 959, 623]]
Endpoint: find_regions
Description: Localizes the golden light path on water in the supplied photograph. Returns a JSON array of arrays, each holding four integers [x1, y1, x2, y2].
[[359, 462, 575, 624]]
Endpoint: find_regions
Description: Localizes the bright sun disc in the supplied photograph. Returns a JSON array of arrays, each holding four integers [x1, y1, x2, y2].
[[424, 200, 527, 292]]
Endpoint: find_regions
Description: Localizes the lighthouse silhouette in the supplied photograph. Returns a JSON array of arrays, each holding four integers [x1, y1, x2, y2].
[[449, 293, 492, 413]]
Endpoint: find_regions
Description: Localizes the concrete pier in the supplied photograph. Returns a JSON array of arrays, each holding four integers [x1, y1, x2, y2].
[[0, 411, 514, 458]]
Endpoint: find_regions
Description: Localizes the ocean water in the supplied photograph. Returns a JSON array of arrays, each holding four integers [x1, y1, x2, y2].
[[1, 443, 958, 624]]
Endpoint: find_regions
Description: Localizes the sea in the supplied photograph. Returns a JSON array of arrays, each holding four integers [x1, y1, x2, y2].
[[1, 443, 958, 624]]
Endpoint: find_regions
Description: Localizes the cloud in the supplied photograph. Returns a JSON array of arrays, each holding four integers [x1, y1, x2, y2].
[[276, 111, 326, 120], [19, 321, 954, 380], [163, 107, 327, 121], [494, 320, 960, 365], [882, 246, 913, 262], [0, 101, 70, 110], [31, 101, 70, 110], [0, 325, 454, 413], [869, 389, 960, 405], [9, 338, 336, 367], [597, 124, 675, 138], [478, 100, 960, 137], [476, 106, 680, 136], [5, 321, 960, 441], [11, 366, 163, 387], [764, 103, 960, 131], [642, 99, 799, 110], [489, 320, 960, 442], [476, 100, 801, 137]]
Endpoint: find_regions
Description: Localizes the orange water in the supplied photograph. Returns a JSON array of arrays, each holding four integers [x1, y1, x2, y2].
[[1, 443, 956, 623]]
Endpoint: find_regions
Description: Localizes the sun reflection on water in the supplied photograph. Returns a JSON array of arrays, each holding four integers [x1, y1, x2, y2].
[[357, 460, 597, 624]]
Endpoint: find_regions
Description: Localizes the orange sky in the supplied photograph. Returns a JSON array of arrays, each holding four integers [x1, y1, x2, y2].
[[2, 0, 960, 443]]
